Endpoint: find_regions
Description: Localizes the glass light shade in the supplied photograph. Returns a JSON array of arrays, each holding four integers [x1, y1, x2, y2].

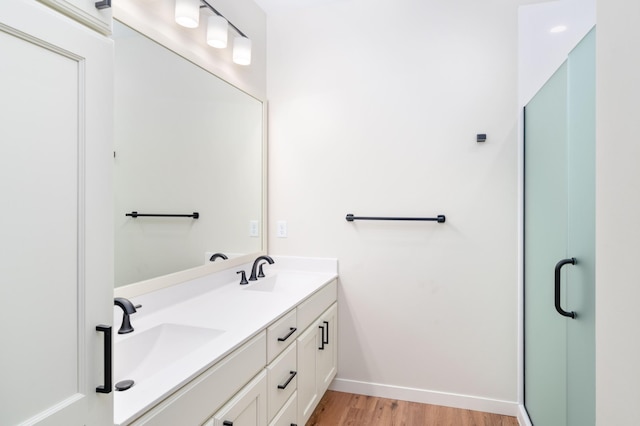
[[233, 36, 252, 66], [207, 15, 228, 48], [175, 0, 200, 28]]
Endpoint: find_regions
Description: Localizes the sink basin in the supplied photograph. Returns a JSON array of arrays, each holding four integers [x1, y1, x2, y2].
[[242, 275, 280, 292], [114, 323, 225, 383]]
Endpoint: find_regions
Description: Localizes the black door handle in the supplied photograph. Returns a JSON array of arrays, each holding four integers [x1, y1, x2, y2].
[[318, 324, 326, 350], [95, 325, 112, 393], [555, 258, 577, 318]]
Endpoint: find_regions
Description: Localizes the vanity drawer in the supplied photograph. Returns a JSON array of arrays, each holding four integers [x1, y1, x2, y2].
[[130, 332, 266, 426], [267, 309, 297, 363], [297, 279, 337, 332], [267, 342, 297, 422], [269, 391, 297, 426]]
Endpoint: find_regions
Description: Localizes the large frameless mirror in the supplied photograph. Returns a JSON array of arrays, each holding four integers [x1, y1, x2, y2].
[[113, 20, 264, 289]]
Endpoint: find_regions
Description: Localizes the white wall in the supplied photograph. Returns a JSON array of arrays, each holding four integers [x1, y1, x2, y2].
[[267, 0, 520, 413], [595, 0, 640, 423]]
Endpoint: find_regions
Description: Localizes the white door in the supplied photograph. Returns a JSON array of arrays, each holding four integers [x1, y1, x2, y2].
[[0, 1, 113, 425]]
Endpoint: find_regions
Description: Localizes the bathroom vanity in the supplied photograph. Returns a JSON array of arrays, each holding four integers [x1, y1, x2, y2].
[[113, 257, 338, 426]]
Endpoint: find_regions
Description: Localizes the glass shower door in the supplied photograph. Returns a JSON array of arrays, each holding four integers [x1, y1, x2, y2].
[[524, 28, 595, 426], [524, 61, 569, 426]]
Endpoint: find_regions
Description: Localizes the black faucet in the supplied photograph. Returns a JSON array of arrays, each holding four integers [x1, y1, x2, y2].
[[114, 297, 139, 334], [209, 253, 229, 262], [249, 255, 274, 281]]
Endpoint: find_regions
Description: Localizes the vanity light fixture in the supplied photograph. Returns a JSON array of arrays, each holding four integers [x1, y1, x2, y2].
[[175, 0, 252, 66]]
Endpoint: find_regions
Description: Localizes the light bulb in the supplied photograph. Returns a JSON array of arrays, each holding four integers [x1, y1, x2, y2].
[[207, 15, 228, 48], [233, 36, 252, 66], [175, 0, 200, 28]]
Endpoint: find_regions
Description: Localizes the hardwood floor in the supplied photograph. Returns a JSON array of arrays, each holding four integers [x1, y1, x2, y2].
[[307, 391, 519, 426]]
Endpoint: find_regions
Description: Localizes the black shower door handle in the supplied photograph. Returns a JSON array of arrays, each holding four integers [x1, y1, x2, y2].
[[555, 258, 577, 319]]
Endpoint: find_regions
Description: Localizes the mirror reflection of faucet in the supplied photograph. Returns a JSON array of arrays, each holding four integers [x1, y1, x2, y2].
[[114, 297, 141, 334], [209, 253, 229, 262]]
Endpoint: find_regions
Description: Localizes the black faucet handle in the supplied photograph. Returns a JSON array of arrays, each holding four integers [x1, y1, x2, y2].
[[237, 270, 248, 285], [257, 263, 266, 278]]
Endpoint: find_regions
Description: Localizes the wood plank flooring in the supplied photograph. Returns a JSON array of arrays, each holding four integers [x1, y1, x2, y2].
[[307, 391, 519, 426]]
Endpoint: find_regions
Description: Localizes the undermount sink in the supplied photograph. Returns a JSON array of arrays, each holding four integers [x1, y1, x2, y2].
[[114, 323, 225, 385], [242, 275, 280, 292]]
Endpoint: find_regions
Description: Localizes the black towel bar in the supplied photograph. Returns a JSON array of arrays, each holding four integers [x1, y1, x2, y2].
[[345, 214, 445, 223], [126, 211, 199, 219]]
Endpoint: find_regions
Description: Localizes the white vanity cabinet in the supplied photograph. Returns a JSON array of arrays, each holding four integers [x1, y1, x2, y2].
[[125, 278, 338, 426], [38, 0, 112, 35], [296, 283, 338, 425]]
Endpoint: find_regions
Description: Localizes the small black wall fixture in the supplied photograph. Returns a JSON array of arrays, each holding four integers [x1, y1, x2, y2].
[[126, 211, 200, 219], [345, 214, 445, 223], [95, 0, 111, 9]]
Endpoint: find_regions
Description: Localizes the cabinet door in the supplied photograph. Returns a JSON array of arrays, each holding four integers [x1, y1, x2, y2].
[[317, 303, 338, 395], [38, 0, 112, 35], [0, 1, 113, 425], [296, 323, 320, 425], [268, 392, 297, 426], [213, 370, 267, 426]]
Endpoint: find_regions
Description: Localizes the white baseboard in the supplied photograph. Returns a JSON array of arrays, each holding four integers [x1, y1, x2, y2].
[[329, 378, 519, 417], [517, 404, 533, 426]]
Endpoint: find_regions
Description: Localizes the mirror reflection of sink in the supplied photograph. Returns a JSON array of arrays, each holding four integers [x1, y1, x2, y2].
[[243, 275, 279, 292], [114, 323, 225, 385]]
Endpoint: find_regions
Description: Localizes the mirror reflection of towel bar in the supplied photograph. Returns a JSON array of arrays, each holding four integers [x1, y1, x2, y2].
[[125, 211, 200, 219], [345, 214, 445, 223]]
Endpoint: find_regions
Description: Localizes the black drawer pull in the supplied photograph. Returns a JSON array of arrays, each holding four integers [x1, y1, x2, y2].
[[95, 325, 112, 394], [277, 327, 297, 342], [277, 371, 297, 390], [318, 324, 326, 350], [223, 421, 233, 426], [323, 321, 329, 345]]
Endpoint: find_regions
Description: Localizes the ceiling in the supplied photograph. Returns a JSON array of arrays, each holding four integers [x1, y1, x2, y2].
[[254, 0, 565, 15]]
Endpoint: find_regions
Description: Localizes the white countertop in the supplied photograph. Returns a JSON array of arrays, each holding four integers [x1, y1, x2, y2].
[[113, 256, 338, 426]]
